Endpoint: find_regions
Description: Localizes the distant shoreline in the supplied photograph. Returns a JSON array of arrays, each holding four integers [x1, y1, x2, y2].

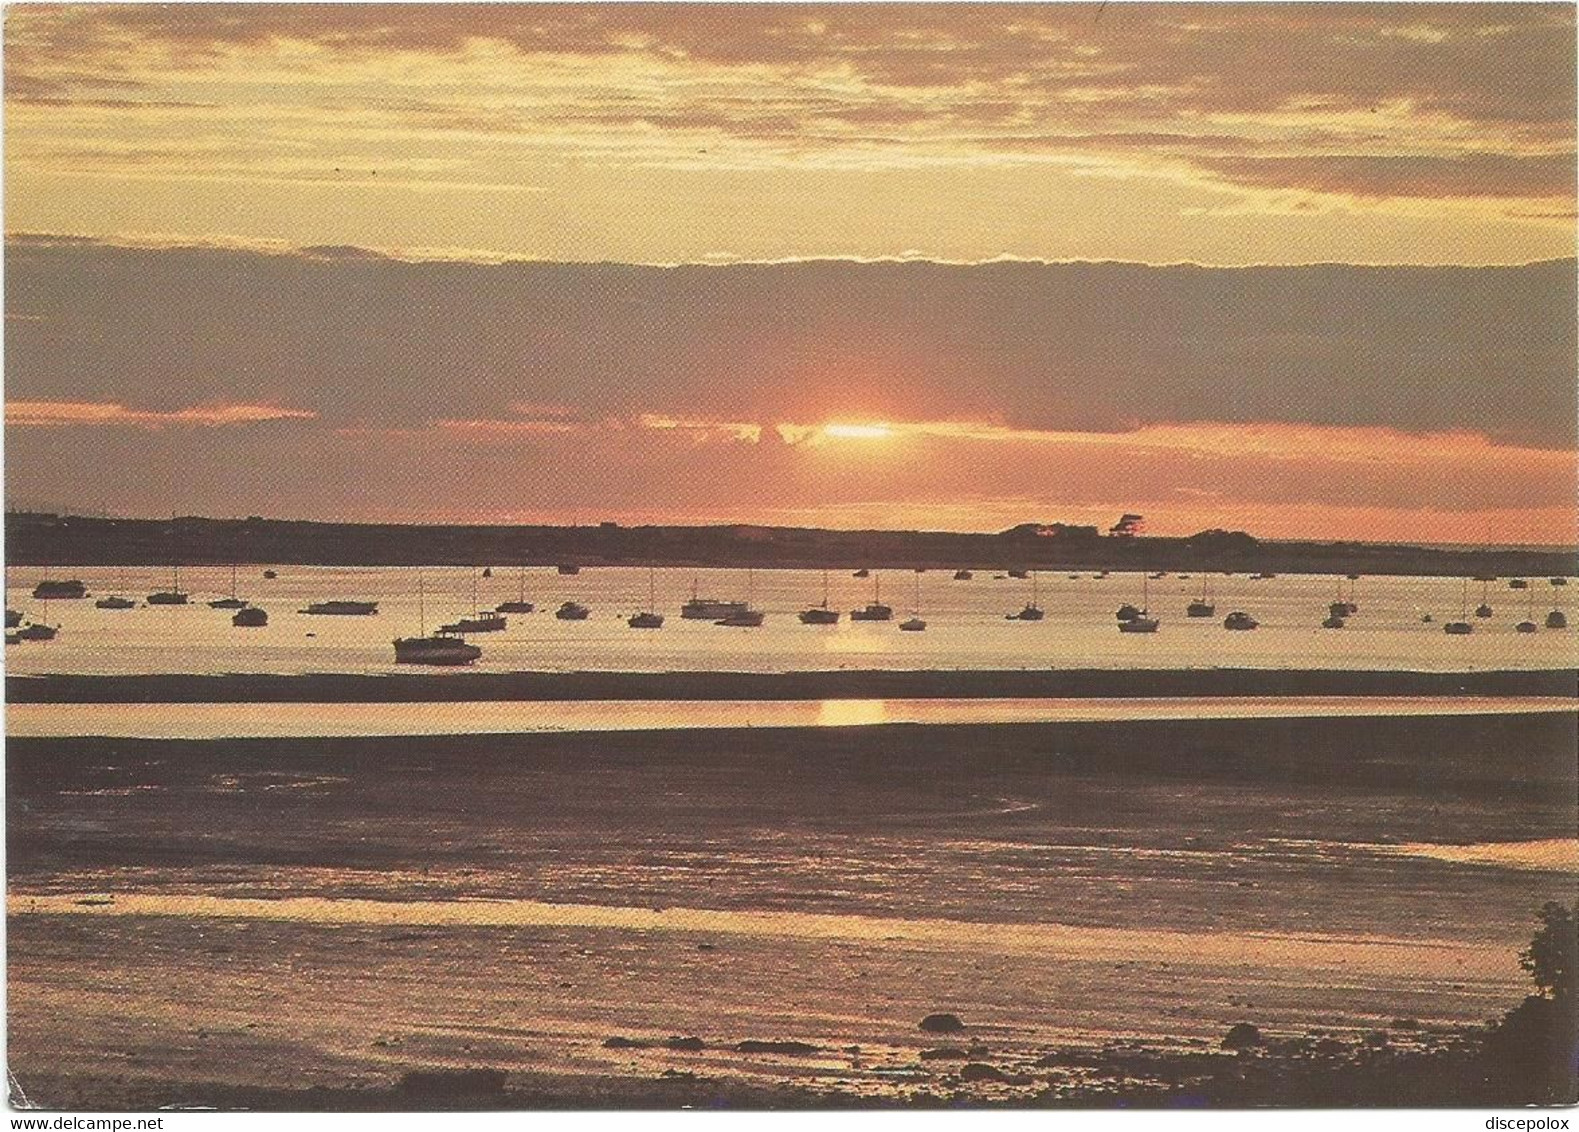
[[10, 666, 1575, 703], [8, 511, 1576, 576]]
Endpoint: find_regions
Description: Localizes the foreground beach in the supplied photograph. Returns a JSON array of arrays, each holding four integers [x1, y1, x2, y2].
[[9, 710, 1575, 1108]]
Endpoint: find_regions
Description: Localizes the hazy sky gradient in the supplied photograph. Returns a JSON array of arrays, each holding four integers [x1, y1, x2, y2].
[[4, 4, 1575, 540]]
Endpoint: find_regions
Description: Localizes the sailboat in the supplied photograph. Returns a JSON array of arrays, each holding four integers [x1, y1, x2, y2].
[[147, 518, 190, 604], [496, 566, 535, 613], [395, 574, 481, 665], [1516, 588, 1538, 633], [95, 567, 136, 609], [1118, 574, 1159, 632], [1474, 579, 1493, 619], [628, 567, 664, 629], [716, 568, 765, 626], [1444, 579, 1474, 634], [1006, 572, 1044, 621], [208, 563, 249, 609], [850, 572, 893, 621], [799, 570, 840, 624], [1186, 576, 1215, 617], [899, 571, 927, 631], [441, 568, 507, 633]]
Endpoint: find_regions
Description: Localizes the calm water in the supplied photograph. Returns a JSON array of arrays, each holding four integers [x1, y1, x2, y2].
[[8, 694, 1571, 739], [6, 565, 1575, 675]]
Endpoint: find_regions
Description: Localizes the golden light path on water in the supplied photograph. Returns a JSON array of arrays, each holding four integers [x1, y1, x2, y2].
[[7, 892, 1522, 981], [7, 695, 1572, 739]]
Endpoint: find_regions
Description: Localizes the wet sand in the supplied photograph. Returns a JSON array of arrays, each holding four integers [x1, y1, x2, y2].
[[8, 712, 1575, 1108], [10, 665, 1575, 703]]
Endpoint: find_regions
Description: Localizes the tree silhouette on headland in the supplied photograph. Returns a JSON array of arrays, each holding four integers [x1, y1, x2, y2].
[[1480, 901, 1578, 1104]]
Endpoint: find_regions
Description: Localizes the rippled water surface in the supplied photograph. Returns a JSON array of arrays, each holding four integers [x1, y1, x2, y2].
[[8, 565, 1576, 674]]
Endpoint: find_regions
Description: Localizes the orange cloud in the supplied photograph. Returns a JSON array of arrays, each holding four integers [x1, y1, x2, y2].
[[6, 400, 316, 427]]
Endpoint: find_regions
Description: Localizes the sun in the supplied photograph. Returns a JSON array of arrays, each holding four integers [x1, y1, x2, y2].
[[822, 422, 893, 440]]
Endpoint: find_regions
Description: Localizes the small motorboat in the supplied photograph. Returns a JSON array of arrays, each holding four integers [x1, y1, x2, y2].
[[263, 569, 278, 579], [5, 609, 22, 627], [301, 600, 378, 615], [1115, 603, 1141, 623], [952, 569, 972, 581], [1444, 620, 1473, 635], [1321, 614, 1346, 629], [1186, 600, 1215, 617], [628, 611, 664, 629], [1509, 579, 1528, 590], [555, 601, 591, 621], [716, 609, 765, 627], [853, 568, 870, 578], [1118, 614, 1159, 633], [1546, 611, 1568, 629], [32, 580, 87, 599], [899, 616, 927, 632], [557, 565, 581, 575], [233, 606, 269, 627], [440, 612, 508, 634], [95, 595, 136, 610], [394, 633, 482, 666], [15, 622, 58, 641], [1223, 611, 1259, 631]]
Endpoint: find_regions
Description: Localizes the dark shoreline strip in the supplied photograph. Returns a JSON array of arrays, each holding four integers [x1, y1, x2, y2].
[[7, 667, 1576, 704], [8, 713, 1575, 795]]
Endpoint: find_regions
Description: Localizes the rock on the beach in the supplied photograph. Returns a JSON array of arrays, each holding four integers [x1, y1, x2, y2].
[[396, 1068, 507, 1101], [735, 1040, 820, 1055], [959, 1063, 1010, 1083], [919, 1013, 967, 1034], [1222, 1023, 1264, 1050]]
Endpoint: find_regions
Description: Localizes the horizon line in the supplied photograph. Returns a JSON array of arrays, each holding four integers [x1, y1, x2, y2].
[[8, 230, 1576, 272]]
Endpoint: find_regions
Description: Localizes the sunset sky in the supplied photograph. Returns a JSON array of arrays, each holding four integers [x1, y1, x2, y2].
[[5, 3, 1576, 542]]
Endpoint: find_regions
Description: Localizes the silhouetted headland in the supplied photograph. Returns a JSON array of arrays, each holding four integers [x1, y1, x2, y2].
[[7, 512, 1575, 577]]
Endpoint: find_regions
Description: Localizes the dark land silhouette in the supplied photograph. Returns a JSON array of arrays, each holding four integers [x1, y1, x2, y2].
[[6, 512, 1575, 577]]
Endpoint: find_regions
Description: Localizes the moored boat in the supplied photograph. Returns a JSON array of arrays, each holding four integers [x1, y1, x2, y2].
[[555, 601, 591, 620], [233, 606, 268, 627], [1223, 611, 1258, 631], [32, 579, 87, 600], [301, 600, 378, 615]]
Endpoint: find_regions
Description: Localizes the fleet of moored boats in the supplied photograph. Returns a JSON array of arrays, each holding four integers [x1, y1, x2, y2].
[[5, 568, 1571, 662]]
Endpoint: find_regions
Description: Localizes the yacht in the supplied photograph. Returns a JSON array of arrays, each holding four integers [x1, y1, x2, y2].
[[799, 570, 841, 624], [1444, 579, 1474, 634], [393, 575, 481, 665], [681, 579, 748, 621], [147, 561, 190, 604], [716, 569, 765, 625], [208, 564, 249, 609], [1186, 576, 1215, 617], [301, 600, 378, 615], [628, 568, 664, 629], [900, 572, 927, 630], [1118, 575, 1159, 632], [1006, 572, 1044, 620], [555, 601, 591, 621], [850, 572, 893, 621], [233, 606, 269, 627], [496, 567, 535, 613]]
